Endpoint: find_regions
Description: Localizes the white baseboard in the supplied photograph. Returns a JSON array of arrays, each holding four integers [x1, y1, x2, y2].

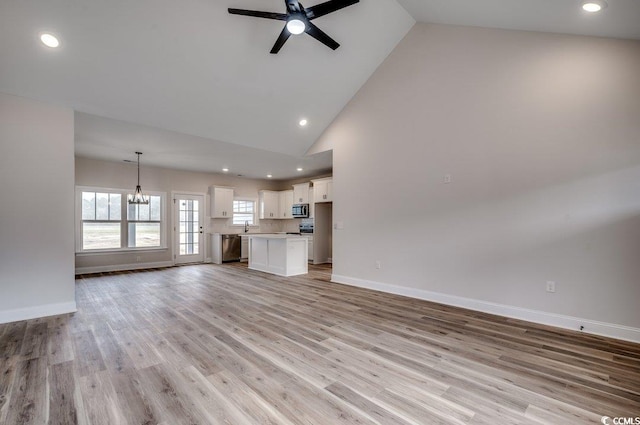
[[0, 301, 77, 325], [75, 261, 173, 275], [331, 274, 640, 344]]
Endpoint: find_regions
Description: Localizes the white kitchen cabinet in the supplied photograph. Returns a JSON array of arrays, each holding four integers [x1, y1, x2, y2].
[[307, 235, 314, 262], [259, 190, 279, 219], [279, 190, 294, 219], [210, 186, 234, 218], [308, 188, 315, 218], [312, 178, 332, 203], [248, 235, 308, 277], [292, 183, 310, 204], [240, 236, 249, 261]]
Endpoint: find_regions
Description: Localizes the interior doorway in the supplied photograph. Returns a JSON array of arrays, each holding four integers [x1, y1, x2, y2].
[[313, 202, 332, 265]]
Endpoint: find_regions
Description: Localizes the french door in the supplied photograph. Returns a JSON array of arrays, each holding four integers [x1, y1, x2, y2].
[[174, 194, 204, 264]]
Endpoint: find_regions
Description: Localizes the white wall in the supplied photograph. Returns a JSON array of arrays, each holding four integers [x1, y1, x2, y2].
[[0, 92, 76, 323], [314, 24, 640, 341]]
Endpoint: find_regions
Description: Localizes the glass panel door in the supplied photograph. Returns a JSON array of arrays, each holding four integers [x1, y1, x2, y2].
[[174, 194, 204, 264]]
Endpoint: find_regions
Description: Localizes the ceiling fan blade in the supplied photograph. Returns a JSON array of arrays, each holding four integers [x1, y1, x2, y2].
[[305, 22, 339, 50], [270, 26, 291, 54], [305, 0, 359, 20], [228, 8, 288, 20]]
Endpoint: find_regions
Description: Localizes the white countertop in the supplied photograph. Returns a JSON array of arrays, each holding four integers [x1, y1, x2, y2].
[[243, 233, 308, 239]]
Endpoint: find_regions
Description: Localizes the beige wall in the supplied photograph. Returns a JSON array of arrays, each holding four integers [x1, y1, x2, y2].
[[314, 24, 640, 340], [75, 157, 318, 271], [0, 93, 76, 322]]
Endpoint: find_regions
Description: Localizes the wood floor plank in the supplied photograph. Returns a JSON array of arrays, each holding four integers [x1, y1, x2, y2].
[[92, 323, 134, 373], [112, 326, 163, 370], [180, 366, 256, 425], [0, 263, 638, 424], [524, 403, 602, 425], [279, 375, 379, 425], [214, 331, 293, 384], [47, 315, 75, 365], [135, 364, 214, 425], [19, 321, 48, 361], [48, 361, 79, 425], [71, 330, 106, 377], [0, 322, 27, 358], [325, 382, 415, 425], [108, 370, 158, 425], [161, 330, 222, 376], [4, 357, 48, 425], [0, 355, 18, 424], [79, 370, 126, 425], [207, 369, 297, 425], [374, 388, 462, 425]]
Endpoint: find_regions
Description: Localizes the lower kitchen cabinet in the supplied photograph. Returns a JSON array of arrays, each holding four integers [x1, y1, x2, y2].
[[240, 235, 249, 261], [307, 235, 314, 262]]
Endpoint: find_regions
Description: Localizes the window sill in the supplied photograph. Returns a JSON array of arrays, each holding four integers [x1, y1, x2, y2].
[[75, 247, 168, 256]]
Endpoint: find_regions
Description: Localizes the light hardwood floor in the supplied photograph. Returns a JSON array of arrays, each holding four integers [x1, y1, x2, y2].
[[1, 263, 639, 424]]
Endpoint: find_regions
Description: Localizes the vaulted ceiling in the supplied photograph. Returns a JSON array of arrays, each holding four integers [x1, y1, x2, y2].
[[1, 0, 638, 179]]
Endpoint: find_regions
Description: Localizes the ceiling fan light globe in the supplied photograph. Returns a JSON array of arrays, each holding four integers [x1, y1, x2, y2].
[[287, 19, 306, 35]]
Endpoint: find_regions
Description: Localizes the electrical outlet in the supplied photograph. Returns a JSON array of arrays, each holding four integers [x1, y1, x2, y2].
[[375, 260, 381, 269], [546, 281, 556, 293], [444, 174, 452, 184]]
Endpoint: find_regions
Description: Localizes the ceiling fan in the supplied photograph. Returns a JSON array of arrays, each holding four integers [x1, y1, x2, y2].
[[228, 0, 360, 54]]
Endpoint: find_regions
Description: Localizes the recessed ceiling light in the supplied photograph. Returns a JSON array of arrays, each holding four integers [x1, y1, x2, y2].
[[267, 174, 273, 178], [299, 119, 308, 127], [296, 167, 303, 172], [40, 33, 60, 48], [582, 0, 607, 12], [222, 168, 229, 172]]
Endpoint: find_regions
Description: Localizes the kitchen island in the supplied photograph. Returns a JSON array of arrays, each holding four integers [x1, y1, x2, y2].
[[245, 234, 308, 277]]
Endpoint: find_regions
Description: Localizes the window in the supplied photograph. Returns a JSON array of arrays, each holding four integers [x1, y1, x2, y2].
[[232, 199, 256, 226], [127, 195, 162, 248], [81, 191, 122, 250], [77, 187, 165, 251]]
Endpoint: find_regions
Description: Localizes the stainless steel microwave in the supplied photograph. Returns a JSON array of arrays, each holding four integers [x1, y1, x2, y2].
[[292, 203, 309, 218]]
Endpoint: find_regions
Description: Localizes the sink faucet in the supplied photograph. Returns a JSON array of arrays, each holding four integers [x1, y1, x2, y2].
[[244, 220, 249, 233]]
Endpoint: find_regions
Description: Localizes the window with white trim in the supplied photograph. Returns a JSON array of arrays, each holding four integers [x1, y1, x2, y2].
[[127, 195, 162, 248], [232, 199, 256, 226], [81, 191, 122, 250], [77, 187, 165, 251]]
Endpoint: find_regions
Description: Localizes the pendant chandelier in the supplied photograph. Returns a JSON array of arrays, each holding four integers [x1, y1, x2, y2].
[[128, 152, 149, 205]]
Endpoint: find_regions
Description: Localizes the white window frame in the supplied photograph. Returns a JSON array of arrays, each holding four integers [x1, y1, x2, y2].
[[75, 186, 167, 253], [230, 197, 259, 227]]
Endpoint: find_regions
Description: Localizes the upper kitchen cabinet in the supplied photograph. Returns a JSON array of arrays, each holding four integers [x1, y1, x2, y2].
[[292, 183, 310, 204], [279, 190, 294, 219], [210, 186, 234, 218], [259, 190, 279, 219], [312, 178, 332, 203]]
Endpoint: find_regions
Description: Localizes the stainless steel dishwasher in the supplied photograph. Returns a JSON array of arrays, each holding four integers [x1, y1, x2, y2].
[[221, 234, 241, 262]]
